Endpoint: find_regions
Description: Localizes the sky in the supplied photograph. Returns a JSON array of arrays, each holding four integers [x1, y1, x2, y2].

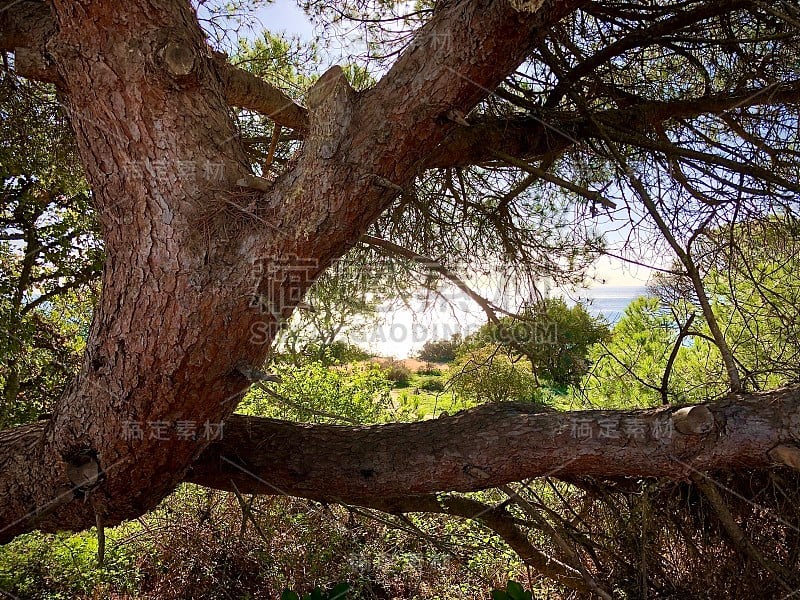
[[253, 1, 316, 41], [238, 0, 665, 356]]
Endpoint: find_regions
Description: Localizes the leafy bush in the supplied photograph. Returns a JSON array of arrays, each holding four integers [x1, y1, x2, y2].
[[419, 377, 445, 392], [282, 582, 350, 600], [379, 360, 411, 387], [0, 526, 143, 598], [460, 299, 609, 387], [303, 341, 372, 366], [417, 337, 460, 363], [416, 362, 443, 376], [447, 345, 543, 404], [238, 361, 391, 424], [492, 580, 534, 600]]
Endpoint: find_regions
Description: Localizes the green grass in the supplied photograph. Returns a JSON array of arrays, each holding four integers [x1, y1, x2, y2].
[[0, 523, 145, 599], [390, 373, 476, 419]]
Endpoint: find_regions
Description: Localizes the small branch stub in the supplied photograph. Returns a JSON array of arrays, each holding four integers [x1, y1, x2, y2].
[[769, 444, 800, 471], [305, 65, 354, 159], [65, 449, 102, 496], [236, 364, 282, 383], [162, 42, 195, 77], [236, 174, 272, 192], [307, 65, 351, 109], [671, 405, 715, 435], [14, 48, 59, 83], [465, 464, 491, 481], [446, 109, 470, 127]]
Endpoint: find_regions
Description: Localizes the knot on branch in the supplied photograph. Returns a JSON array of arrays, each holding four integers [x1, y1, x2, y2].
[[464, 464, 491, 481], [769, 444, 800, 471], [64, 448, 103, 498], [236, 363, 282, 383], [158, 40, 197, 81], [508, 0, 546, 13], [671, 405, 715, 435], [306, 65, 355, 160], [14, 47, 59, 83]]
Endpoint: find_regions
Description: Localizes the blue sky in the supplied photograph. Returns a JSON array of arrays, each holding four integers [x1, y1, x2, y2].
[[253, 0, 315, 41]]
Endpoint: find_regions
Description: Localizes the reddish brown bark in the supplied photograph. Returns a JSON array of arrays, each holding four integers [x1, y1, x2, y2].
[[2, 0, 798, 550], [185, 388, 800, 502], [0, 0, 587, 542]]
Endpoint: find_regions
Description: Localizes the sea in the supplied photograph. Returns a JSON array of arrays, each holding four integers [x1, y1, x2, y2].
[[362, 285, 650, 358], [565, 285, 650, 325]]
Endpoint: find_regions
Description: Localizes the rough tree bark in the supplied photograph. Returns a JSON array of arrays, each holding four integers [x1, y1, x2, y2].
[[0, 0, 799, 548]]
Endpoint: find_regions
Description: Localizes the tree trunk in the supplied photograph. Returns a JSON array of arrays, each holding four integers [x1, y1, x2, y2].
[[1, 0, 796, 551], [0, 0, 585, 542], [3, 386, 799, 543]]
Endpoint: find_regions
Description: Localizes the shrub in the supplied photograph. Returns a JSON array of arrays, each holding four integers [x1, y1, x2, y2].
[[447, 345, 544, 405], [460, 299, 609, 387], [416, 362, 443, 376], [492, 580, 534, 600], [417, 337, 460, 363], [282, 583, 350, 600], [380, 360, 411, 387], [419, 377, 445, 392], [0, 526, 144, 598], [238, 361, 391, 424], [318, 341, 372, 365]]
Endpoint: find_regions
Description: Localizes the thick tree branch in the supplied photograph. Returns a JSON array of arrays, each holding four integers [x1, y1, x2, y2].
[[3, 0, 797, 170], [213, 55, 308, 132], [185, 387, 800, 503], [425, 80, 800, 168], [0, 0, 58, 82], [4, 383, 800, 544], [0, 1, 309, 129]]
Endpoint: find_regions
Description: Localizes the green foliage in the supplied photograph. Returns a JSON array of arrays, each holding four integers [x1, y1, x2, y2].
[[417, 336, 461, 363], [448, 345, 543, 405], [379, 359, 412, 388], [697, 219, 800, 388], [462, 298, 609, 387], [275, 256, 392, 364], [491, 580, 534, 600], [589, 219, 800, 410], [281, 582, 350, 600], [416, 363, 443, 376], [584, 297, 676, 407], [585, 296, 734, 408], [0, 76, 101, 426], [0, 526, 143, 598], [326, 341, 372, 364], [238, 361, 391, 424], [418, 376, 445, 392], [236, 31, 318, 93], [286, 341, 372, 367], [393, 386, 461, 421]]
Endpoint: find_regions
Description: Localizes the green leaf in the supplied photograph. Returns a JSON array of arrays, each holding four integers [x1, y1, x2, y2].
[[506, 580, 525, 599]]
